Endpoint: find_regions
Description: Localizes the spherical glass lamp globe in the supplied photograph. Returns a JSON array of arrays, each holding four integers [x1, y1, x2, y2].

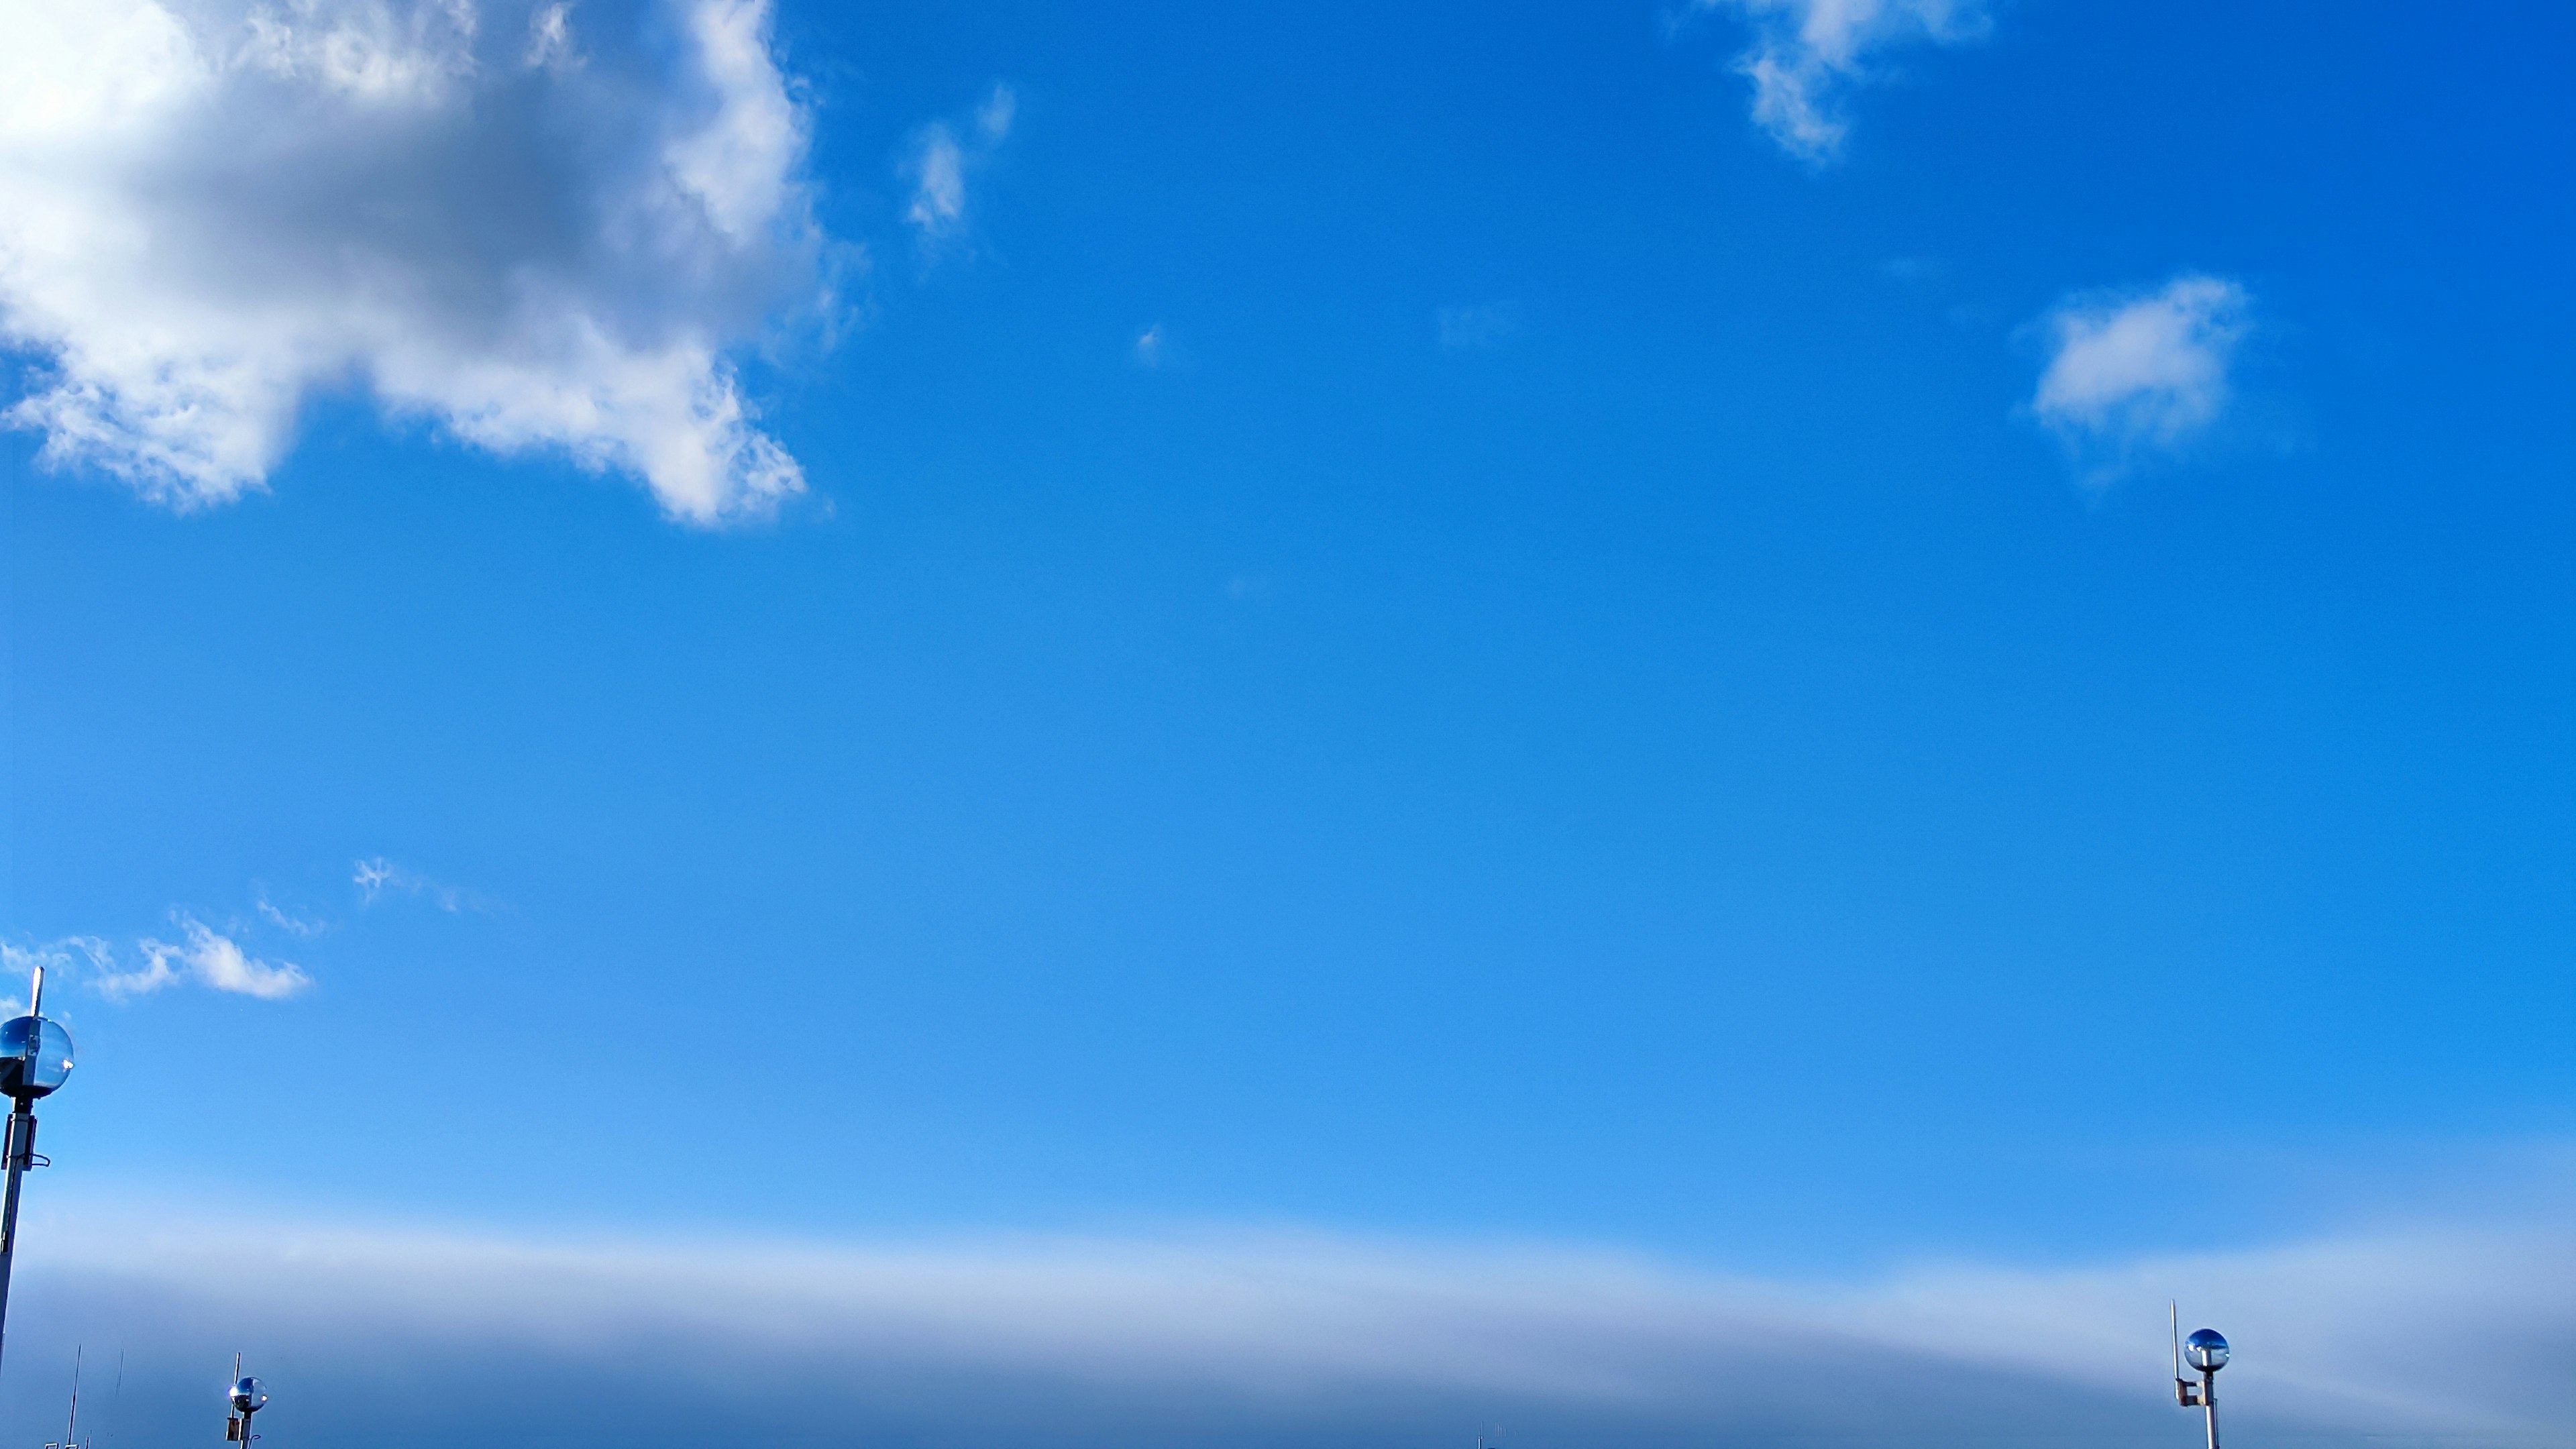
[[2184, 1328, 2230, 1373], [230, 1378, 266, 1414], [0, 1017, 74, 1099]]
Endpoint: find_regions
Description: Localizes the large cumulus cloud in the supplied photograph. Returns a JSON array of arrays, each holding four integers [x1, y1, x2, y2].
[[0, 0, 825, 523]]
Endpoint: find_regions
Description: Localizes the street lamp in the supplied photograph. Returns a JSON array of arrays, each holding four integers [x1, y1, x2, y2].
[[226, 1365, 268, 1445], [0, 965, 76, 1379], [2171, 1305, 2230, 1449]]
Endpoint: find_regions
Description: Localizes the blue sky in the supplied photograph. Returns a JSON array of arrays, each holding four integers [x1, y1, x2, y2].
[[1, 0, 2571, 1444]]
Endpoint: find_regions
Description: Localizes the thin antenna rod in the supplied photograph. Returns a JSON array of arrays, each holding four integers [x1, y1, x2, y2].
[[2171, 1300, 2182, 1381], [26, 967, 42, 1022], [64, 1343, 83, 1449], [105, 1351, 123, 1449]]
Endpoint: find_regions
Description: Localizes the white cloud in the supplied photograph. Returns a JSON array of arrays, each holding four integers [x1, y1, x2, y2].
[[903, 83, 1016, 250], [2031, 273, 2252, 483], [0, 0, 824, 525], [904, 127, 968, 238], [1695, 0, 1988, 162], [975, 83, 1018, 145], [86, 938, 179, 999], [1132, 323, 1167, 368], [256, 892, 328, 937], [0, 938, 107, 1008], [10, 918, 309, 1002], [524, 3, 576, 70], [353, 857, 399, 903], [12, 1197, 2570, 1447], [125, 916, 311, 999], [354, 855, 474, 910]]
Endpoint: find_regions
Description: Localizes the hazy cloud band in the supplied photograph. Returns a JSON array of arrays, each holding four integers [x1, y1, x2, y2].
[[6, 1199, 2566, 1448]]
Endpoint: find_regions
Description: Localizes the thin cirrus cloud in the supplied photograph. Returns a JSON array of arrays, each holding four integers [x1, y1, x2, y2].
[[0, 0, 826, 525], [0, 861, 465, 1006], [353, 855, 477, 912], [255, 892, 329, 938], [12, 1192, 2570, 1448], [902, 84, 1018, 252], [1693, 0, 1989, 162], [2029, 273, 2253, 485], [1436, 302, 1521, 352]]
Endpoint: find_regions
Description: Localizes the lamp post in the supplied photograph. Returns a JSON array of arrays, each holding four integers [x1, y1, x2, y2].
[[2171, 1312, 2230, 1449], [226, 1364, 267, 1446], [0, 965, 78, 1380]]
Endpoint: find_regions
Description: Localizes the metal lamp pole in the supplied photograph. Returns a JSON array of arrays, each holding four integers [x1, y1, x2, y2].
[[2170, 1308, 2230, 1449], [226, 1360, 267, 1446], [0, 965, 78, 1381]]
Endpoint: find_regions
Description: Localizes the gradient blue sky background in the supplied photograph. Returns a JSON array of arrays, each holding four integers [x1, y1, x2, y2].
[[1, 1, 2571, 1444]]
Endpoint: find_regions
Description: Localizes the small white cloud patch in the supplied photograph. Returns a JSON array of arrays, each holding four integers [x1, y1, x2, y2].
[[1695, 0, 1988, 162], [975, 83, 1018, 144], [0, 0, 824, 525], [903, 84, 1016, 252], [525, 3, 576, 70], [354, 856, 473, 912], [2031, 274, 2251, 483], [904, 128, 969, 238]]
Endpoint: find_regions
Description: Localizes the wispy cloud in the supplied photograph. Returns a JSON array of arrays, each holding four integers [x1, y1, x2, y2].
[[353, 856, 476, 912], [904, 128, 968, 238], [0, 938, 109, 1008], [0, 0, 823, 525], [125, 917, 311, 1000], [524, 1, 577, 70], [1693, 0, 1989, 162], [8, 920, 309, 1002], [1132, 323, 1169, 368], [903, 83, 1017, 253], [12, 1198, 2569, 1447], [2029, 273, 2253, 485], [975, 84, 1018, 146], [255, 891, 328, 937], [1436, 302, 1521, 352]]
